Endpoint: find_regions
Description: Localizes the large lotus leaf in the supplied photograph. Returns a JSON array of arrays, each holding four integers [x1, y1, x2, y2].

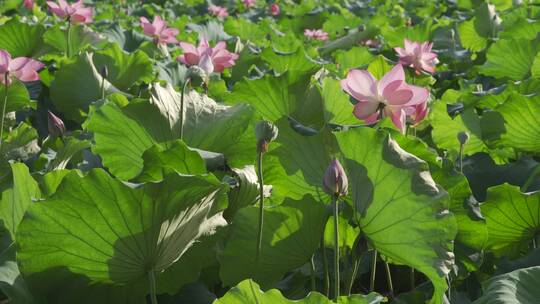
[[0, 123, 38, 183], [17, 169, 226, 286], [431, 101, 486, 157], [481, 184, 540, 257], [320, 78, 358, 126], [335, 128, 456, 304], [226, 72, 313, 123], [332, 46, 374, 75], [43, 23, 102, 56], [0, 80, 32, 114], [223, 165, 261, 220], [219, 195, 327, 288], [50, 52, 123, 122], [0, 163, 40, 240], [93, 43, 154, 91], [0, 19, 47, 57], [479, 38, 538, 80], [214, 279, 385, 304], [260, 47, 319, 76], [149, 83, 257, 167], [83, 101, 155, 180], [459, 19, 488, 52], [45, 137, 91, 172], [495, 94, 540, 154], [474, 266, 540, 304]]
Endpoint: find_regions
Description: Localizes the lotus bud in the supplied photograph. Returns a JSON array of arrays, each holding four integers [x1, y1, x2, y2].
[[255, 120, 278, 153], [47, 111, 66, 137], [457, 131, 469, 145], [100, 66, 108, 79], [186, 65, 206, 81], [323, 159, 348, 197]]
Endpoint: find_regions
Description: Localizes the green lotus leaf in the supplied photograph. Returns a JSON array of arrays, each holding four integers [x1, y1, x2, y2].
[[17, 169, 226, 287], [219, 195, 327, 288], [480, 38, 538, 80], [474, 266, 540, 304], [0, 19, 47, 57], [43, 23, 102, 56], [0, 80, 32, 114], [481, 184, 540, 257]]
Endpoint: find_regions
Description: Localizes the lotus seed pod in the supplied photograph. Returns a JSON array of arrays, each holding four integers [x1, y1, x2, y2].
[[322, 159, 348, 197], [47, 110, 66, 137], [255, 120, 278, 153], [457, 131, 469, 145]]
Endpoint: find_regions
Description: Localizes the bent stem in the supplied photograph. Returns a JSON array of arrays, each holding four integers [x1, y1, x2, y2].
[[384, 261, 394, 296], [321, 235, 329, 297], [254, 151, 264, 270], [66, 17, 72, 57], [179, 77, 191, 141], [370, 250, 377, 292], [0, 79, 8, 151], [332, 194, 339, 300], [148, 269, 158, 304]]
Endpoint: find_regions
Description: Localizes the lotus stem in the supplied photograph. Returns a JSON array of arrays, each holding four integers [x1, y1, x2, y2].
[[459, 144, 464, 174], [66, 17, 71, 57], [321, 235, 329, 297], [0, 77, 8, 151], [410, 268, 415, 290], [179, 77, 191, 141], [148, 269, 158, 304], [370, 250, 377, 292], [254, 150, 264, 270], [332, 194, 340, 300], [310, 255, 316, 291], [347, 255, 360, 295], [384, 261, 394, 296]]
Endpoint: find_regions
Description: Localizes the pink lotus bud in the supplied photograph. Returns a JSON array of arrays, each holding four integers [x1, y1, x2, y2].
[[47, 111, 66, 137], [24, 0, 34, 10], [255, 120, 278, 153], [270, 3, 280, 16], [323, 159, 348, 197]]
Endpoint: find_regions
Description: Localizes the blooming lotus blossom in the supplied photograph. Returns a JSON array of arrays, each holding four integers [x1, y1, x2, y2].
[[394, 39, 438, 74], [47, 0, 93, 24], [270, 3, 280, 15], [341, 64, 429, 132], [243, 0, 256, 8], [177, 38, 239, 74], [208, 5, 228, 19], [304, 29, 329, 41], [0, 49, 44, 86], [323, 159, 348, 197], [404, 100, 428, 126], [24, 0, 34, 9], [140, 16, 179, 45]]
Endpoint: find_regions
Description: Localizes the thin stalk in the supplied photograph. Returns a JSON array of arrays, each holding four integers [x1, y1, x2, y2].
[[347, 255, 360, 296], [310, 255, 316, 291], [101, 73, 106, 100], [0, 77, 8, 151], [66, 17, 72, 57], [370, 250, 377, 292], [321, 236, 330, 297], [179, 77, 191, 140], [459, 144, 464, 173], [148, 269, 158, 304], [332, 195, 340, 300], [384, 262, 394, 296], [254, 151, 264, 269], [410, 268, 415, 290], [533, 236, 537, 249]]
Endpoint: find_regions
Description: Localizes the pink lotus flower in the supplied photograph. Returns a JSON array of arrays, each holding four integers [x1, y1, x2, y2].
[[0, 49, 44, 86], [243, 0, 256, 8], [177, 38, 239, 74], [140, 16, 179, 45], [341, 64, 429, 133], [47, 0, 93, 24], [404, 101, 428, 126], [23, 0, 34, 9], [270, 3, 280, 15], [208, 5, 228, 19], [394, 39, 438, 74], [304, 29, 329, 41]]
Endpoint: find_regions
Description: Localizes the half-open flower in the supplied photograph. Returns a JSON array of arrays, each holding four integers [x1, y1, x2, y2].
[[341, 64, 429, 132], [394, 39, 438, 74], [47, 0, 93, 24], [177, 38, 239, 74], [140, 16, 179, 45], [304, 29, 329, 41], [0, 49, 44, 86], [270, 3, 280, 15]]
